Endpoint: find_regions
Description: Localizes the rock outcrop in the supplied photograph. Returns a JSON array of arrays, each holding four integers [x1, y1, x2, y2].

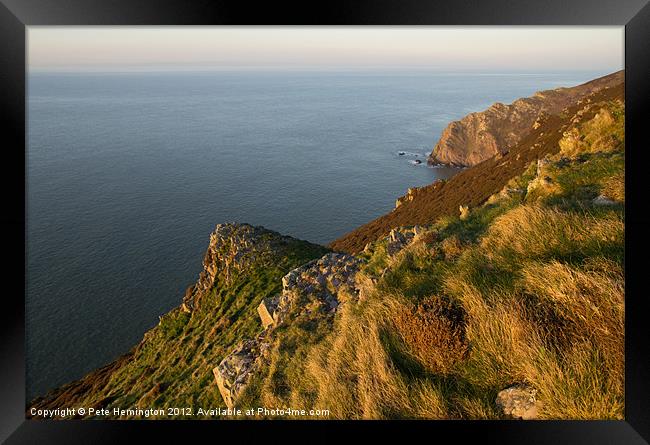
[[28, 222, 330, 418], [395, 181, 445, 209], [428, 71, 623, 167], [459, 205, 470, 220], [385, 226, 421, 256], [213, 252, 364, 408], [182, 223, 296, 312], [213, 337, 269, 409]]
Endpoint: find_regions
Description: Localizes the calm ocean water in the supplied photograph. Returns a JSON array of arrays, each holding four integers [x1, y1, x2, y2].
[[26, 70, 606, 399]]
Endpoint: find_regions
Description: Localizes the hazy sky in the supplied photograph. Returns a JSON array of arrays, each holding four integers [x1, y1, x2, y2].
[[28, 27, 624, 72]]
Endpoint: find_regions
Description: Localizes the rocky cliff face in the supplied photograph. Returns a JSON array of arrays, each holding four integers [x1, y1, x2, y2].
[[428, 70, 623, 167], [28, 223, 329, 419], [181, 223, 296, 312]]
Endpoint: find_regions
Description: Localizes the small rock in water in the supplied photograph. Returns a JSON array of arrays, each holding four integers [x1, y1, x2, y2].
[[398, 151, 405, 156], [414, 159, 422, 164]]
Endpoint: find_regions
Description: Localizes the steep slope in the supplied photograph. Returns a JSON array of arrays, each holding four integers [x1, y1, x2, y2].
[[28, 223, 329, 419], [330, 82, 624, 254], [428, 70, 623, 167]]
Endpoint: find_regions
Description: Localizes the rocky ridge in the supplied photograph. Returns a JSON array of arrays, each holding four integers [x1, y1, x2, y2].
[[210, 224, 429, 410], [181, 223, 295, 312], [28, 222, 329, 418], [213, 252, 363, 408]]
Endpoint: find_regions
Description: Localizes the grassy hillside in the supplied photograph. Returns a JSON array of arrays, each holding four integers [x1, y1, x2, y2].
[[238, 97, 625, 419]]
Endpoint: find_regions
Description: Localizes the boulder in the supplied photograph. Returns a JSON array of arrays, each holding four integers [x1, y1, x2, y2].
[[495, 385, 542, 419], [274, 252, 363, 324], [257, 298, 277, 329], [394, 186, 425, 209], [389, 229, 406, 244], [215, 252, 365, 410], [213, 339, 262, 409]]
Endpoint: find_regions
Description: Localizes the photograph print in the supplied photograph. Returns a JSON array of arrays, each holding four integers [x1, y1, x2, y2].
[[26, 26, 625, 420]]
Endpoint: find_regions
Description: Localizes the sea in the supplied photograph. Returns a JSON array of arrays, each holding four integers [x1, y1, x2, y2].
[[26, 69, 608, 400]]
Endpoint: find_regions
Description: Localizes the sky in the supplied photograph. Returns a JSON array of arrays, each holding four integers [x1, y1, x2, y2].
[[28, 27, 624, 72]]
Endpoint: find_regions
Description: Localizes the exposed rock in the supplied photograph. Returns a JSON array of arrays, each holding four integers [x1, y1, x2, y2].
[[536, 157, 551, 177], [487, 186, 525, 204], [526, 176, 553, 195], [395, 181, 446, 209], [495, 385, 542, 420], [526, 157, 555, 197], [273, 252, 363, 325], [593, 194, 617, 206], [213, 338, 269, 409], [395, 186, 423, 209], [428, 71, 623, 167], [216, 252, 364, 408], [182, 223, 295, 312], [459, 205, 470, 220], [257, 298, 278, 329], [385, 227, 418, 256], [180, 285, 195, 313]]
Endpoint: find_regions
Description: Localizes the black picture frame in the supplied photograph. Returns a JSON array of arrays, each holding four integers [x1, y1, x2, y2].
[[1, 0, 648, 443]]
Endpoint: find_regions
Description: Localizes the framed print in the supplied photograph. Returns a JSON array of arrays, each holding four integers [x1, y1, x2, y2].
[[1, 0, 649, 443]]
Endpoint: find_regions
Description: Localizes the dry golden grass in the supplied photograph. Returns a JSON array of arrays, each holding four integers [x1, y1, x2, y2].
[[444, 277, 533, 385], [520, 260, 623, 357], [257, 286, 453, 419], [602, 171, 625, 202], [480, 205, 623, 266], [559, 107, 622, 158], [444, 259, 624, 419], [523, 342, 624, 419], [441, 235, 463, 260], [258, 198, 624, 419], [435, 195, 625, 419]]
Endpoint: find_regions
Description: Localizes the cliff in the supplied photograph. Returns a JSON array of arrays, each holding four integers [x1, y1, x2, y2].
[[331, 81, 624, 254], [28, 223, 329, 418], [428, 70, 624, 167], [28, 73, 625, 420]]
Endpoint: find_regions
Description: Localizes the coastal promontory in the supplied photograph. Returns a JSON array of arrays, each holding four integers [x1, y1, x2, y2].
[[428, 70, 624, 167]]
